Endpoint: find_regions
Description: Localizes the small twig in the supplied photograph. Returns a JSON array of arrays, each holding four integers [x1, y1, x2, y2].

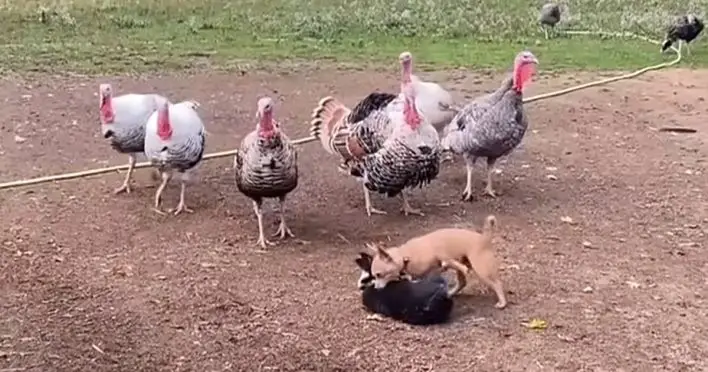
[[91, 344, 105, 354], [336, 233, 351, 244], [658, 127, 697, 133]]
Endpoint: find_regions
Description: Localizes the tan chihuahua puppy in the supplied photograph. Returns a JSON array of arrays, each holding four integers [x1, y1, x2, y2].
[[368, 215, 507, 309]]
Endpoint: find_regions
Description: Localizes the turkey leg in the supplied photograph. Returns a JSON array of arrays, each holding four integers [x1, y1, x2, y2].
[[114, 154, 136, 195], [461, 156, 475, 201], [252, 200, 274, 249], [363, 183, 386, 216], [152, 171, 171, 215], [172, 179, 194, 215], [400, 193, 424, 216], [483, 157, 498, 198], [272, 196, 295, 240]]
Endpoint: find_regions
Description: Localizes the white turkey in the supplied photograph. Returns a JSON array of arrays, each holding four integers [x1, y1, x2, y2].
[[234, 97, 299, 249], [98, 83, 169, 194], [144, 100, 205, 215]]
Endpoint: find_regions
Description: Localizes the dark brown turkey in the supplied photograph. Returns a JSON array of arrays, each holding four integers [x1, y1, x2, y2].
[[234, 97, 299, 249]]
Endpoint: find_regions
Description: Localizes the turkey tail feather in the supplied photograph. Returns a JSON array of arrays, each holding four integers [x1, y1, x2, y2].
[[310, 96, 350, 155]]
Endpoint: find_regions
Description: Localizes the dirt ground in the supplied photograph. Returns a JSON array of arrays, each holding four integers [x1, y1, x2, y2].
[[1, 67, 707, 372]]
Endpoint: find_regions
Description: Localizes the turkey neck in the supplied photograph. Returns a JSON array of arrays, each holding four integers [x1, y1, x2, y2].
[[157, 104, 173, 141], [100, 95, 115, 124], [512, 63, 534, 93], [258, 111, 276, 139]]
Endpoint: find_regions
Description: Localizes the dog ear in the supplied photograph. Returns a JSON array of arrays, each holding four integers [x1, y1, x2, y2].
[[366, 243, 392, 261], [355, 252, 373, 270], [376, 245, 393, 262]]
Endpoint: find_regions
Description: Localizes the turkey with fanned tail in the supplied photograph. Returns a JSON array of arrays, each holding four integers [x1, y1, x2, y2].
[[310, 52, 441, 216]]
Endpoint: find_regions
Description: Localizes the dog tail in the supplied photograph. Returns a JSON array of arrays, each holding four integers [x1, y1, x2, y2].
[[482, 215, 496, 244]]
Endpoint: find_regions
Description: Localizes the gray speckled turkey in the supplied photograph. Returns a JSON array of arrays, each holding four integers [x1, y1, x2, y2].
[[441, 51, 538, 201], [539, 3, 562, 39], [98, 83, 169, 194], [235, 97, 298, 249]]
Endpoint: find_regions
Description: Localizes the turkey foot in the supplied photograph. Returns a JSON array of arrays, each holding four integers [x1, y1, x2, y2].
[[114, 155, 136, 195], [483, 185, 498, 198], [256, 234, 275, 249], [114, 182, 131, 195], [461, 188, 475, 202], [171, 182, 193, 215], [171, 202, 193, 216], [272, 222, 294, 240], [483, 163, 498, 198], [363, 185, 387, 217], [400, 194, 424, 216]]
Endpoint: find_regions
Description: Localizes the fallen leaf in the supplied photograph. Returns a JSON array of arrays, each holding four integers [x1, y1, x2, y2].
[[522, 318, 548, 330], [626, 281, 640, 289], [560, 216, 577, 225]]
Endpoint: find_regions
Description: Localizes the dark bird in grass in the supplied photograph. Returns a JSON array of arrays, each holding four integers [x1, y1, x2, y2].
[[661, 14, 704, 56], [538, 3, 561, 39]]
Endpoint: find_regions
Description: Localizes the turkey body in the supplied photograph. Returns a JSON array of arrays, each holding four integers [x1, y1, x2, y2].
[[144, 101, 206, 215], [99, 84, 170, 194], [235, 131, 298, 202], [661, 15, 704, 54]]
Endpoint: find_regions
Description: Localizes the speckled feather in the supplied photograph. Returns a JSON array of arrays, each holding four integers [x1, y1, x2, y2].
[[107, 124, 146, 154], [331, 93, 399, 162], [235, 126, 298, 201], [144, 101, 206, 174], [102, 93, 169, 155], [347, 92, 398, 124], [360, 119, 441, 197], [443, 78, 527, 161]]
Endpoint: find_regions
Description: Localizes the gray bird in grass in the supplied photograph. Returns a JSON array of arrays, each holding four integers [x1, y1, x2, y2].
[[538, 3, 561, 39], [661, 14, 704, 56]]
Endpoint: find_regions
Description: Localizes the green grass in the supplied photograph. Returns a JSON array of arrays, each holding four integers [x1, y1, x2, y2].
[[0, 0, 705, 74]]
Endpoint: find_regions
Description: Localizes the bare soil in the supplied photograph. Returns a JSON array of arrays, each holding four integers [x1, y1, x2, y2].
[[1, 67, 707, 372]]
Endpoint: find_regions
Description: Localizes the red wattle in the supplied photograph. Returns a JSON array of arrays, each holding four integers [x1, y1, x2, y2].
[[99, 98, 115, 124], [157, 106, 172, 141]]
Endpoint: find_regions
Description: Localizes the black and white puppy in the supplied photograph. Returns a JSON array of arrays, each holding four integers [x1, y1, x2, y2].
[[355, 252, 454, 325]]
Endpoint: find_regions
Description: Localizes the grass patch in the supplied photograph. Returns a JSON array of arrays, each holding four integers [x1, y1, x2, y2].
[[0, 0, 705, 74]]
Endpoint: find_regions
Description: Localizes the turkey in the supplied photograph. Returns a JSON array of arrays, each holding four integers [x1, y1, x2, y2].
[[398, 52, 456, 135], [234, 97, 298, 249], [661, 14, 704, 56], [98, 83, 169, 194], [441, 50, 538, 201], [538, 3, 562, 39], [144, 100, 205, 215], [310, 52, 441, 216]]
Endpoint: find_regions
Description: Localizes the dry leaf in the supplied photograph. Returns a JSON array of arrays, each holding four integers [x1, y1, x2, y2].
[[523, 318, 548, 330]]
